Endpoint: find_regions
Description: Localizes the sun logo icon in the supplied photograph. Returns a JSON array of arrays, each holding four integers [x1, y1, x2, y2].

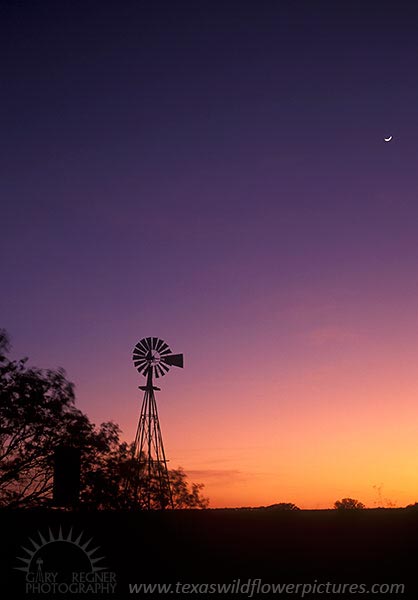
[[15, 526, 106, 577], [14, 526, 116, 595]]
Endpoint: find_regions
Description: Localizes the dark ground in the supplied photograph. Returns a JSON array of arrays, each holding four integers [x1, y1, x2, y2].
[[2, 508, 417, 599]]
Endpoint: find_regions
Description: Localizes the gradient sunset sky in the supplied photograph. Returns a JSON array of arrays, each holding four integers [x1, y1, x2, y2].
[[2, 1, 418, 508]]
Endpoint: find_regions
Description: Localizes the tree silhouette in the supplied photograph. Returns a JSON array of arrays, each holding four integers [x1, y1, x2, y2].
[[0, 330, 208, 509], [334, 497, 365, 510], [85, 445, 209, 509], [78, 421, 126, 508], [170, 468, 209, 509], [0, 329, 89, 507]]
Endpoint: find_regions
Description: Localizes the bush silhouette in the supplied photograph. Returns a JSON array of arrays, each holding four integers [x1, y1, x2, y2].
[[264, 503, 300, 511]]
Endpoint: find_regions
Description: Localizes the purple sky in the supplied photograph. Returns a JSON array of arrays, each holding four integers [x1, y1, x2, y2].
[[2, 2, 418, 506]]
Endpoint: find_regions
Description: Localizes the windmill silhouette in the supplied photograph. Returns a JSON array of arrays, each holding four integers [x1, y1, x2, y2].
[[126, 337, 183, 509]]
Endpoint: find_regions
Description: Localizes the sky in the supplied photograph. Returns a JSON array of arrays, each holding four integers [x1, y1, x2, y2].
[[2, 1, 418, 508]]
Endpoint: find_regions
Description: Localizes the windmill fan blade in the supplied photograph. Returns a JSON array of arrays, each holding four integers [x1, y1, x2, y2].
[[162, 353, 184, 368], [159, 348, 172, 357], [156, 364, 165, 378], [133, 359, 147, 369], [133, 355, 146, 364], [138, 337, 149, 350], [145, 337, 153, 350], [133, 347, 146, 357], [158, 342, 170, 355], [159, 362, 169, 373], [155, 338, 166, 352], [133, 357, 146, 366], [152, 337, 159, 350], [135, 341, 148, 355], [133, 350, 146, 360]]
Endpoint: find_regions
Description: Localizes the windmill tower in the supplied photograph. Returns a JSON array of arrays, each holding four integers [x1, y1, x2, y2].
[[126, 337, 183, 509]]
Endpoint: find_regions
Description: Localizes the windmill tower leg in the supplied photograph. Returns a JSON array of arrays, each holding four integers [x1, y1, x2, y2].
[[150, 391, 174, 509]]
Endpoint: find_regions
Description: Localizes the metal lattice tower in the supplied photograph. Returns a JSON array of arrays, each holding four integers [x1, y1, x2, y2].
[[126, 337, 183, 509]]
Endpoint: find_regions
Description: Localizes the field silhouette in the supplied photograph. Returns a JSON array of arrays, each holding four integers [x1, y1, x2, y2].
[[3, 507, 418, 598]]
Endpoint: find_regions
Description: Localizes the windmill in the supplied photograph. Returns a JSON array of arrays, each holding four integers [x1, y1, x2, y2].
[[126, 337, 183, 509]]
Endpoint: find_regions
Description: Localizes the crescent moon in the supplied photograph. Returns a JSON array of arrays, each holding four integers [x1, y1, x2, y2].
[[384, 136, 393, 142]]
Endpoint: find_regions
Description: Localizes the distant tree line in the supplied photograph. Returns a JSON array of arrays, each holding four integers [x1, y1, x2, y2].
[[0, 329, 208, 509]]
